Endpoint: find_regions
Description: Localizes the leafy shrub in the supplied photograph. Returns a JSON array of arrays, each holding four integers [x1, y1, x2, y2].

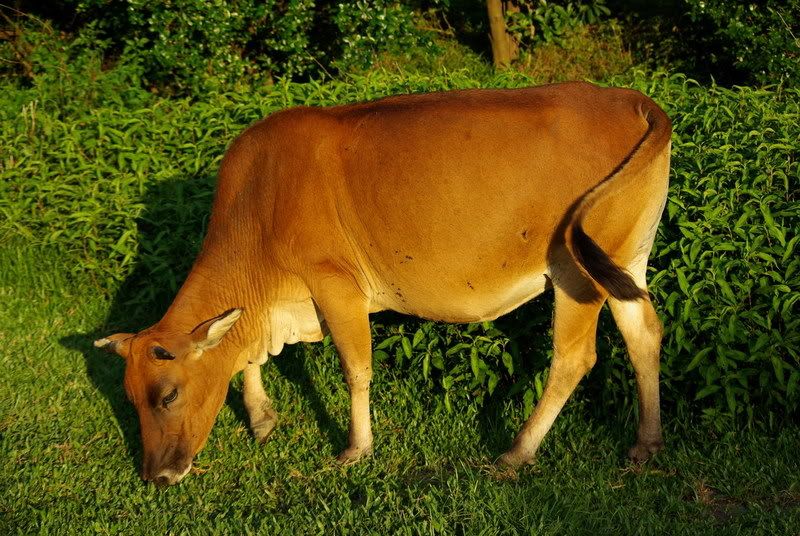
[[333, 0, 438, 70], [10, 0, 439, 94], [684, 0, 800, 85], [498, 1, 629, 84], [1, 69, 797, 426], [644, 77, 799, 425], [516, 20, 632, 83], [615, 0, 800, 86], [0, 21, 150, 116], [68, 0, 319, 92], [507, 0, 611, 48]]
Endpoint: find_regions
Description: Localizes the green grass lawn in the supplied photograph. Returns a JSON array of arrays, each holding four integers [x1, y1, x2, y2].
[[2, 245, 798, 534]]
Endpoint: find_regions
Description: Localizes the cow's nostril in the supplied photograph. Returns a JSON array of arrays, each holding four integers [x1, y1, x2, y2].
[[153, 475, 170, 487]]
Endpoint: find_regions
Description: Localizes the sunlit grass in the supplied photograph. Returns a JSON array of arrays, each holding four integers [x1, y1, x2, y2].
[[1, 245, 798, 533]]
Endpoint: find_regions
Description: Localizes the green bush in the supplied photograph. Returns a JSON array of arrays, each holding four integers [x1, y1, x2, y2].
[[507, 0, 611, 48], [0, 22, 151, 116], [68, 0, 320, 92], [12, 0, 439, 94], [647, 78, 800, 425], [333, 0, 438, 70], [614, 0, 800, 86], [1, 68, 797, 426], [684, 0, 800, 85], [514, 20, 632, 83]]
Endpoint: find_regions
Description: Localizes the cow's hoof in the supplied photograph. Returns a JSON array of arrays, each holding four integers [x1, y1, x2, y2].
[[251, 407, 278, 444], [628, 440, 664, 463], [336, 444, 373, 465], [496, 448, 534, 469]]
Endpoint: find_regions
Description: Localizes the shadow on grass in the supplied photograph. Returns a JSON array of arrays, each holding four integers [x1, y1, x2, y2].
[[58, 174, 218, 469], [271, 345, 348, 450], [60, 332, 142, 468]]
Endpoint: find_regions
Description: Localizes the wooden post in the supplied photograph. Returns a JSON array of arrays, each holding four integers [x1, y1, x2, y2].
[[487, 0, 518, 68]]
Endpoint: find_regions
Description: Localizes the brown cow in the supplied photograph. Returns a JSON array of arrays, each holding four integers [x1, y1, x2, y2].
[[95, 81, 671, 486]]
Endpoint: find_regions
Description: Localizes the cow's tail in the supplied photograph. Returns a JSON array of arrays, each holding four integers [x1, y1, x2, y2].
[[565, 97, 672, 301]]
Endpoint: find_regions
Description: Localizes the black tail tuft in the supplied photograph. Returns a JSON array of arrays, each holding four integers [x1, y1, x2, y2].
[[571, 222, 646, 301]]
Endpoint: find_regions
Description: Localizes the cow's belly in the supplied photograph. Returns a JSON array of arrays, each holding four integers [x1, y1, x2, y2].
[[369, 266, 551, 323]]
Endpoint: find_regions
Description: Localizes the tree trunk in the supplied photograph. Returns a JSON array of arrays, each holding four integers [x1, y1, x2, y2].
[[486, 0, 518, 68]]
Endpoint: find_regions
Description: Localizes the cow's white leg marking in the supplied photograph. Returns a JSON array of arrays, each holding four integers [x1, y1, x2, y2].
[[498, 286, 604, 468], [243, 362, 278, 444], [608, 260, 664, 462]]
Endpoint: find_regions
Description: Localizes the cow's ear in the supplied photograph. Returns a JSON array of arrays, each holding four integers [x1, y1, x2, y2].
[[191, 308, 243, 352], [94, 333, 135, 359]]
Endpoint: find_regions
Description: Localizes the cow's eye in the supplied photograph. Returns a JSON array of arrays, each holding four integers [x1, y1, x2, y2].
[[153, 346, 175, 360], [162, 388, 178, 407]]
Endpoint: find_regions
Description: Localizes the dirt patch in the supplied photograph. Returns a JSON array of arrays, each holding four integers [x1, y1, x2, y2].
[[693, 481, 748, 523], [688, 480, 800, 525]]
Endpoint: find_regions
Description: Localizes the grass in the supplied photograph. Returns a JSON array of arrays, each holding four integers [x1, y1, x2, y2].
[[1, 59, 798, 532], [1, 245, 799, 534]]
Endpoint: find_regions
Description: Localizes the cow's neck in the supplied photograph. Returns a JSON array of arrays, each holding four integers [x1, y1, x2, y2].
[[157, 237, 322, 373], [166, 262, 261, 327], [158, 238, 272, 366]]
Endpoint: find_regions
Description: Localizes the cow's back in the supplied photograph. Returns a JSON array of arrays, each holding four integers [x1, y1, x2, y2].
[[228, 83, 659, 321]]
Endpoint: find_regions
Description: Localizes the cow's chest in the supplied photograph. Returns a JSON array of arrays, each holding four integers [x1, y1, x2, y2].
[[263, 299, 325, 359]]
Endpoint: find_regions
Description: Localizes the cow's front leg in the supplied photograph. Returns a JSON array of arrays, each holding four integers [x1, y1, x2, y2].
[[243, 363, 278, 443], [312, 277, 373, 463]]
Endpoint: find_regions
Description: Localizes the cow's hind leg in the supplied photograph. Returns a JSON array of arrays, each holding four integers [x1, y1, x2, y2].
[[243, 363, 278, 443], [499, 287, 605, 468], [608, 288, 664, 462]]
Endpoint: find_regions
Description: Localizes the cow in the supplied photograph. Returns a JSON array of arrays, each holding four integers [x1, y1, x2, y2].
[[95, 81, 671, 486]]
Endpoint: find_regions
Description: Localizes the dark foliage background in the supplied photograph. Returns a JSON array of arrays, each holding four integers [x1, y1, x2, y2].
[[5, 0, 798, 92]]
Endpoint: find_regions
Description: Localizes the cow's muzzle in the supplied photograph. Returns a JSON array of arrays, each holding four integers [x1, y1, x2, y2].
[[142, 447, 192, 486], [143, 462, 192, 486]]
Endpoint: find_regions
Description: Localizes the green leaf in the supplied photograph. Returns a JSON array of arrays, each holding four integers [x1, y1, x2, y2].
[[676, 267, 690, 296], [445, 343, 472, 356], [695, 385, 721, 400], [401, 336, 413, 359], [442, 375, 453, 390], [686, 347, 713, 372], [431, 352, 444, 370], [771, 356, 785, 386], [487, 372, 499, 395], [523, 388, 535, 419], [502, 351, 514, 376], [726, 385, 738, 415], [375, 335, 400, 351], [412, 328, 425, 348], [469, 347, 485, 382]]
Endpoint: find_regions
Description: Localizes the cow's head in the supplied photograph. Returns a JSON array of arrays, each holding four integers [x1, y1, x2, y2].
[[94, 308, 242, 486]]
